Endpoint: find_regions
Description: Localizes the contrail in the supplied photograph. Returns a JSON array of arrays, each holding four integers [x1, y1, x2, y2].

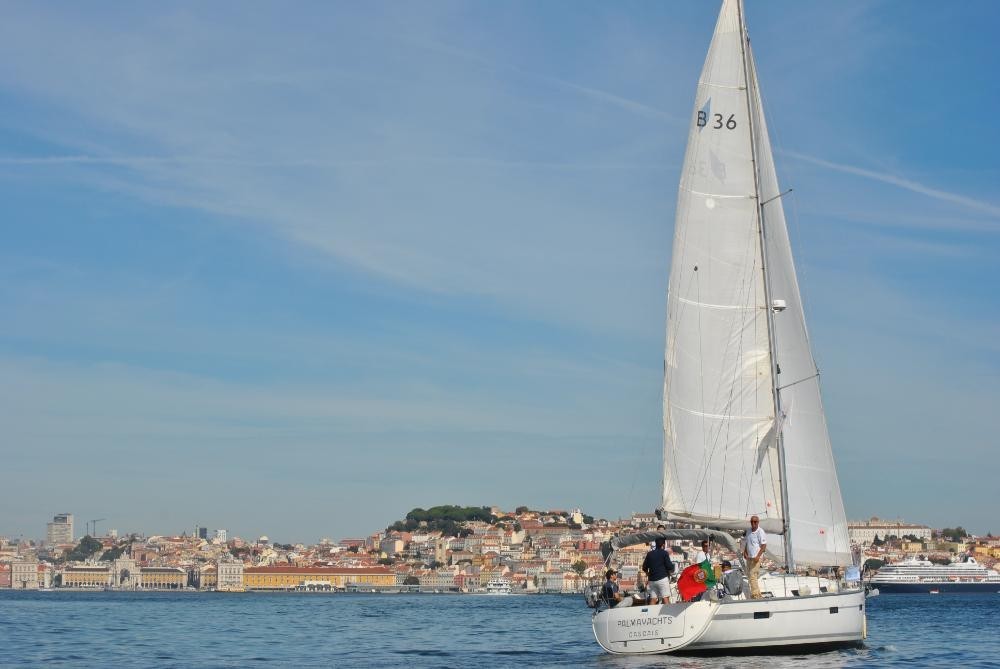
[[784, 150, 1000, 219]]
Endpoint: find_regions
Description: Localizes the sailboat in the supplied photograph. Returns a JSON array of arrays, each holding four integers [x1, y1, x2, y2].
[[590, 0, 866, 654]]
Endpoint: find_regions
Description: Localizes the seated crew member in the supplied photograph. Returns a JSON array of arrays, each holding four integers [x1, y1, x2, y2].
[[601, 569, 623, 608], [720, 560, 746, 597]]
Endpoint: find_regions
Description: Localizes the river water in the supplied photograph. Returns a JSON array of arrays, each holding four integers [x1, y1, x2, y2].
[[1, 591, 996, 667]]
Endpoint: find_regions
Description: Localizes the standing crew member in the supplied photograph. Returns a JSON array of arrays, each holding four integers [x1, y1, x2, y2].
[[694, 539, 713, 565], [743, 515, 767, 599], [642, 538, 675, 604]]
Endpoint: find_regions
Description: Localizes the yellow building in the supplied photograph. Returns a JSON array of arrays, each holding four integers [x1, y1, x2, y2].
[[62, 565, 111, 588], [194, 565, 218, 590], [242, 566, 394, 590], [141, 567, 187, 589], [972, 545, 1000, 559]]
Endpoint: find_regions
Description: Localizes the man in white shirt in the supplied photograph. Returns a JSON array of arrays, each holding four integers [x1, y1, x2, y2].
[[694, 539, 712, 565], [743, 515, 767, 599]]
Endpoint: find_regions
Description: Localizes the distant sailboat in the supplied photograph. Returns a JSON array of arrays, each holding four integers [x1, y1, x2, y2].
[[590, 0, 866, 654]]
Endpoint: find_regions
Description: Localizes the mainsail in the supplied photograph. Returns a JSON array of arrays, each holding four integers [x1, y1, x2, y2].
[[660, 0, 850, 567]]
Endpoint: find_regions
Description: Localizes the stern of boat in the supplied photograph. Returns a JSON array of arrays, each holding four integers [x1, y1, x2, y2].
[[592, 600, 717, 655]]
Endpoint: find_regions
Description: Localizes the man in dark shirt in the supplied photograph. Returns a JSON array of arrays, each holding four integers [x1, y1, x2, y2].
[[600, 569, 622, 608], [642, 538, 675, 604]]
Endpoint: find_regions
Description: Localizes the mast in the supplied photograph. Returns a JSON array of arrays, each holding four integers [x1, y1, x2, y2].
[[736, 0, 794, 571]]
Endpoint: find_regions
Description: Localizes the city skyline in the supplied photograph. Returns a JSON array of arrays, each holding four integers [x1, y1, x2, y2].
[[2, 2, 999, 541], [8, 507, 993, 549]]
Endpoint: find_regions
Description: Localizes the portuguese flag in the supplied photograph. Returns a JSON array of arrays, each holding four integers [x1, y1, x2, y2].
[[677, 561, 717, 602]]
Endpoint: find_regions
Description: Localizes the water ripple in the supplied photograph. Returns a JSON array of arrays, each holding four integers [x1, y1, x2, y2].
[[0, 591, 997, 668]]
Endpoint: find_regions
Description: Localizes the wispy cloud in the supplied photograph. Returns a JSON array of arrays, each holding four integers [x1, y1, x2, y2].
[[413, 37, 683, 123], [0, 154, 668, 171], [784, 150, 1000, 220]]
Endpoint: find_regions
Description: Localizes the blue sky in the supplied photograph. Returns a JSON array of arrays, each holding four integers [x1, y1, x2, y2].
[[1, 1, 998, 544]]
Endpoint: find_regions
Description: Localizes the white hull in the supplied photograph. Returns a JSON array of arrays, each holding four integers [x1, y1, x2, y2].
[[593, 587, 865, 655]]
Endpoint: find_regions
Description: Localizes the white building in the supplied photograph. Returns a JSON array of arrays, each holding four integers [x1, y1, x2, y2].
[[537, 570, 567, 593], [217, 558, 244, 591], [380, 536, 404, 555], [11, 559, 39, 590], [848, 517, 933, 546], [215, 529, 228, 543]]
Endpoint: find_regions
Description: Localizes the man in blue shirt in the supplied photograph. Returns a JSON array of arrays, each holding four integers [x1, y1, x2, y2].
[[600, 569, 622, 608], [642, 538, 675, 604]]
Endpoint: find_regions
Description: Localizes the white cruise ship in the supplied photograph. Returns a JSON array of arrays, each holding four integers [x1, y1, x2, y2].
[[871, 556, 1000, 593]]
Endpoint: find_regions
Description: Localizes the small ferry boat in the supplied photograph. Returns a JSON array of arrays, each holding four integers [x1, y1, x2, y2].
[[485, 577, 512, 595], [871, 556, 1000, 593]]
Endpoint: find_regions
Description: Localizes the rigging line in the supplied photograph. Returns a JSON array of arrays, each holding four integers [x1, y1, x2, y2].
[[757, 61, 821, 375], [715, 242, 758, 518], [695, 264, 709, 497], [688, 228, 761, 512], [761, 188, 793, 206], [776, 373, 820, 392], [664, 158, 700, 512], [686, 204, 763, 509], [741, 2, 793, 569]]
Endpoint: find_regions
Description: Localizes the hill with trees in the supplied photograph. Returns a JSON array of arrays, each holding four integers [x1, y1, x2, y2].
[[386, 505, 496, 536]]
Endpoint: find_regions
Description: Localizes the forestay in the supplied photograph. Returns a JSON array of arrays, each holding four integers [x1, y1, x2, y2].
[[745, 37, 851, 568]]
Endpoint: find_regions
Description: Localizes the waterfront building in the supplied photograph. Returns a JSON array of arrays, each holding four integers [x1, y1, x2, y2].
[[421, 568, 459, 590], [848, 517, 933, 546], [537, 570, 567, 593], [62, 564, 110, 588], [59, 560, 178, 590], [46, 513, 74, 545], [217, 558, 244, 591], [112, 558, 140, 589], [192, 564, 217, 590], [141, 567, 186, 589], [242, 566, 394, 590], [11, 559, 39, 590]]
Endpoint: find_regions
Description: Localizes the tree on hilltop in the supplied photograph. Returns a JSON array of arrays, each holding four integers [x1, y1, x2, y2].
[[66, 536, 103, 562], [386, 505, 493, 536], [862, 558, 884, 572], [100, 545, 126, 561], [940, 527, 968, 542]]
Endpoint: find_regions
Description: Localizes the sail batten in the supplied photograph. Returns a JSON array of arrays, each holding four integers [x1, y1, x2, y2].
[[662, 0, 850, 568], [676, 296, 762, 311]]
